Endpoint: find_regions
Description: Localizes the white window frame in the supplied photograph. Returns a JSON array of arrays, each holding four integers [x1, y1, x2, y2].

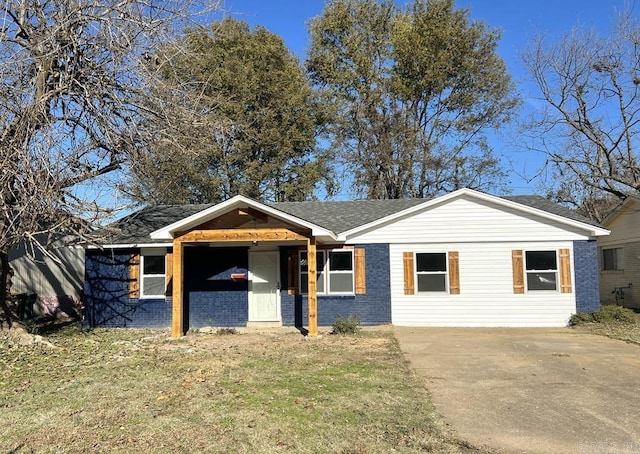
[[415, 252, 448, 293], [140, 248, 166, 299], [602, 247, 624, 271], [524, 250, 558, 292], [299, 249, 354, 295]]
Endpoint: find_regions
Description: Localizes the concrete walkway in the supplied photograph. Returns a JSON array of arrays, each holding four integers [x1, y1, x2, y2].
[[394, 327, 640, 454]]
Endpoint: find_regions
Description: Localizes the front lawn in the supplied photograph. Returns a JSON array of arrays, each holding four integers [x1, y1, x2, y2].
[[0, 327, 482, 453]]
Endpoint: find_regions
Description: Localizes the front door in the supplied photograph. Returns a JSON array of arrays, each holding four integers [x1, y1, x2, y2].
[[249, 251, 280, 322]]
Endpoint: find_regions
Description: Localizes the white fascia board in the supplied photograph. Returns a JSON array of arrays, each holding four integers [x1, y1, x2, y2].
[[338, 188, 610, 240], [150, 194, 337, 240], [86, 242, 172, 250]]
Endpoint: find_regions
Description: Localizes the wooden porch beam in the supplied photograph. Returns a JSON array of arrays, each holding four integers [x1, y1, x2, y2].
[[307, 237, 318, 337], [177, 228, 307, 243], [171, 240, 184, 338]]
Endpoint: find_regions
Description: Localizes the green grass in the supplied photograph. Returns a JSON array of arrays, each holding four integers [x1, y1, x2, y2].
[[0, 327, 481, 453]]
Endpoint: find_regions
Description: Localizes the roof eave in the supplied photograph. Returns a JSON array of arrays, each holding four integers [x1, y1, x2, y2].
[[601, 196, 640, 227], [150, 195, 338, 241], [86, 242, 172, 250]]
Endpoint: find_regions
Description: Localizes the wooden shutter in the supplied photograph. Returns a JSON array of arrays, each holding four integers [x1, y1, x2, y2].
[[448, 251, 460, 294], [512, 250, 524, 294], [165, 252, 173, 297], [403, 252, 415, 295], [354, 248, 366, 294], [287, 249, 299, 295], [559, 248, 572, 293], [129, 253, 140, 298]]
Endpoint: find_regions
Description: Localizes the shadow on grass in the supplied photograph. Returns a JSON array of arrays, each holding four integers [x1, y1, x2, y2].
[[27, 316, 84, 335]]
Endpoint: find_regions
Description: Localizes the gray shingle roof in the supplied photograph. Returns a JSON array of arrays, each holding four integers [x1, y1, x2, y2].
[[103, 203, 213, 245], [100, 194, 602, 245], [270, 199, 427, 232]]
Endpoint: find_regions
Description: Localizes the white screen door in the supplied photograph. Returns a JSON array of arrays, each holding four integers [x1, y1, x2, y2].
[[249, 251, 280, 321]]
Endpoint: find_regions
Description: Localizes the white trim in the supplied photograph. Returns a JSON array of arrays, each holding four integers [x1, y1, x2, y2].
[[415, 251, 449, 293], [86, 242, 172, 250], [150, 195, 337, 240], [338, 188, 610, 240], [524, 249, 559, 292], [299, 248, 355, 295], [139, 248, 167, 299]]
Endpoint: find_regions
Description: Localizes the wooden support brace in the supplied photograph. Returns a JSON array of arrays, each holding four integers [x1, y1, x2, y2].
[[171, 241, 184, 338], [307, 238, 318, 337]]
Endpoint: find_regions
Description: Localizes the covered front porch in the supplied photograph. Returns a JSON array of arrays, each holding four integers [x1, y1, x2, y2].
[[170, 228, 322, 338], [147, 197, 343, 338]]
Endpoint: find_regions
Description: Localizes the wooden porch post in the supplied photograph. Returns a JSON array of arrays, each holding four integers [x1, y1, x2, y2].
[[307, 237, 318, 337], [171, 239, 184, 338]]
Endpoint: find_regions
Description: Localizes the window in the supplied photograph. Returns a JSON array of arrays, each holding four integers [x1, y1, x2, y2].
[[525, 250, 557, 291], [416, 253, 447, 292], [141, 251, 166, 298], [602, 248, 623, 271], [300, 251, 325, 294], [328, 251, 354, 293], [300, 249, 354, 294]]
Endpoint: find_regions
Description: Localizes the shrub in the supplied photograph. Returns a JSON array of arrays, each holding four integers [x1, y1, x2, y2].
[[331, 314, 361, 334], [594, 305, 638, 324], [216, 327, 238, 335], [569, 305, 638, 326]]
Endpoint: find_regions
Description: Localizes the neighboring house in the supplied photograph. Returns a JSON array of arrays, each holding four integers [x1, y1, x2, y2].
[[83, 188, 609, 337], [9, 237, 85, 319], [597, 197, 640, 309]]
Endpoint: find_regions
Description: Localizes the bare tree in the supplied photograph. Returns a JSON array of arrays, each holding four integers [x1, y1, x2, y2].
[[0, 0, 219, 329], [521, 10, 640, 217]]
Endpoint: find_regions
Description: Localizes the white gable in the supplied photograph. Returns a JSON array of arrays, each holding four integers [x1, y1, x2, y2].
[[348, 194, 605, 244]]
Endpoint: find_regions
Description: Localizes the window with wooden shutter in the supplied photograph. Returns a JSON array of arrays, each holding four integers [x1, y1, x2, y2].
[[165, 252, 173, 297], [354, 248, 366, 294], [512, 250, 524, 294], [403, 252, 415, 295], [129, 253, 140, 298], [288, 249, 299, 295], [448, 251, 460, 295], [559, 248, 572, 293]]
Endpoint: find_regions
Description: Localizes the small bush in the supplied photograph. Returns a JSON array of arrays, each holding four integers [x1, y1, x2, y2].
[[569, 305, 638, 326], [216, 327, 238, 335], [568, 312, 595, 326], [331, 314, 361, 334]]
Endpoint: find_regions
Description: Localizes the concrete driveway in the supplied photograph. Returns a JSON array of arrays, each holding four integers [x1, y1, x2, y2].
[[394, 327, 640, 454]]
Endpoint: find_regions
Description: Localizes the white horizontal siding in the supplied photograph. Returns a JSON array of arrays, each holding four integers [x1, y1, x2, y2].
[[390, 242, 576, 327], [350, 196, 592, 244]]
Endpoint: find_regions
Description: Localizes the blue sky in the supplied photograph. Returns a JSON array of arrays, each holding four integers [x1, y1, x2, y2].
[[218, 0, 634, 196]]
